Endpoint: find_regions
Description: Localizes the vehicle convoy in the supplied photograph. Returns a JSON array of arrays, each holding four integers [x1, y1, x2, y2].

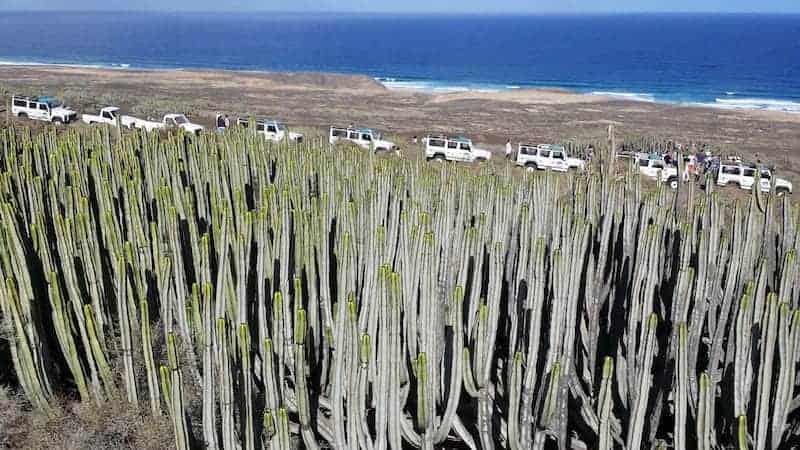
[[515, 143, 586, 172], [82, 106, 123, 126], [122, 114, 204, 134], [12, 95, 78, 124], [716, 162, 792, 195], [636, 157, 680, 189], [424, 135, 492, 163], [329, 126, 398, 152], [238, 117, 303, 142]]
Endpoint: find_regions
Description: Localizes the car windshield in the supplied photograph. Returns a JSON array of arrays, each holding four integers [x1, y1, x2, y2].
[[276, 123, 287, 131], [173, 115, 189, 124], [761, 170, 772, 179]]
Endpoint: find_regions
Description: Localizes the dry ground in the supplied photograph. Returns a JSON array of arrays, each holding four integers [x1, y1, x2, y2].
[[1, 65, 799, 179]]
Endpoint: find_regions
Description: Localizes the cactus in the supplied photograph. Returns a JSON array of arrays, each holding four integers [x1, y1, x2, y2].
[[1, 125, 800, 450]]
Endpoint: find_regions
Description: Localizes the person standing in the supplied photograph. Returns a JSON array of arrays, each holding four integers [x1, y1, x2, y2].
[[505, 139, 513, 159]]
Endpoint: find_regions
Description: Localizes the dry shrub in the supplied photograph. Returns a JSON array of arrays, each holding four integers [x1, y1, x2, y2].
[[0, 388, 173, 450]]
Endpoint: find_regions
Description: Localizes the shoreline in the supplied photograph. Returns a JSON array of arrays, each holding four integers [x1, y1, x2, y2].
[[2, 59, 800, 114]]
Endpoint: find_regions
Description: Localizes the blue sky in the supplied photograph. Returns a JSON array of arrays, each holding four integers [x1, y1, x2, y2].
[[1, 0, 798, 13]]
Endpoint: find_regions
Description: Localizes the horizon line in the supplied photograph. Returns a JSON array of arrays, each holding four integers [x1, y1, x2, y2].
[[2, 10, 800, 15]]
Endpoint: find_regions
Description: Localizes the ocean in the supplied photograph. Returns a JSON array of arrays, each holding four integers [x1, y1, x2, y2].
[[0, 12, 798, 112]]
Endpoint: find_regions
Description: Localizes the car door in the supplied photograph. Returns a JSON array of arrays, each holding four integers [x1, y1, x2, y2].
[[741, 167, 756, 189], [361, 133, 373, 150], [639, 159, 656, 178], [446, 140, 459, 160], [552, 151, 566, 170], [459, 142, 473, 161], [34, 102, 49, 120]]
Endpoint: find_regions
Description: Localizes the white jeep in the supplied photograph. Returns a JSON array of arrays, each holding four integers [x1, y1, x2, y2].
[[122, 113, 204, 135], [329, 126, 398, 152], [424, 135, 492, 163], [82, 106, 122, 126], [716, 163, 792, 195], [12, 95, 77, 124], [516, 144, 569, 172], [238, 117, 303, 143], [637, 158, 680, 189]]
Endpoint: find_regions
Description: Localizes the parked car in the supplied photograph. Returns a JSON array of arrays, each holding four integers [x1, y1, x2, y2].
[[329, 126, 398, 152], [11, 95, 77, 124], [82, 106, 122, 126], [238, 117, 303, 143], [424, 135, 492, 163], [515, 144, 569, 172], [715, 163, 792, 195], [637, 157, 680, 189], [123, 114, 204, 135]]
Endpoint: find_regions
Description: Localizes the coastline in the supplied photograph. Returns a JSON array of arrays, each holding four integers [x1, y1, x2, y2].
[[1, 64, 800, 177], [3, 59, 800, 114]]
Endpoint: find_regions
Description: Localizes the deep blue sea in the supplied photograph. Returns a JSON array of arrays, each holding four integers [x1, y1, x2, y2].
[[1, 12, 799, 112]]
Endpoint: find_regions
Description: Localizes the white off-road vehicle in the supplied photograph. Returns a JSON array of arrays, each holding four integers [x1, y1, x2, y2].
[[516, 144, 571, 172], [82, 106, 122, 126], [716, 163, 792, 195], [425, 135, 492, 163], [329, 126, 398, 152], [238, 117, 303, 143], [123, 114, 204, 135], [12, 95, 77, 124], [637, 157, 680, 189]]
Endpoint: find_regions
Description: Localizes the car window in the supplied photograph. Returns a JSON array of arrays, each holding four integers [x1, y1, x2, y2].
[[653, 161, 664, 169], [520, 146, 533, 155], [459, 143, 471, 151], [447, 141, 458, 149], [540, 150, 550, 158], [267, 125, 277, 133], [428, 139, 444, 148], [13, 99, 26, 107], [722, 166, 739, 175], [256, 123, 265, 131], [39, 103, 48, 111], [639, 159, 650, 167], [552, 151, 564, 160], [348, 132, 359, 139], [761, 171, 772, 179], [332, 129, 347, 137], [362, 133, 372, 141], [743, 168, 756, 177]]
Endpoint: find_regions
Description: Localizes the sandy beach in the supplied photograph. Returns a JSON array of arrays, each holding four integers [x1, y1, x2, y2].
[[2, 65, 799, 177]]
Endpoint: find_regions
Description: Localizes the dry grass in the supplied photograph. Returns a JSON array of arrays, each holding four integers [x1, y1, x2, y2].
[[0, 387, 173, 450]]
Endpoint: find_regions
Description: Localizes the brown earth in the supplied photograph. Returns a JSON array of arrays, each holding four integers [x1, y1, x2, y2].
[[1, 65, 799, 180]]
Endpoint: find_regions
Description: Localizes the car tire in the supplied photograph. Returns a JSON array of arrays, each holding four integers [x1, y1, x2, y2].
[[525, 163, 538, 172], [433, 154, 445, 162], [52, 117, 63, 125], [17, 112, 27, 119], [475, 157, 487, 163], [776, 187, 790, 197], [668, 177, 678, 190]]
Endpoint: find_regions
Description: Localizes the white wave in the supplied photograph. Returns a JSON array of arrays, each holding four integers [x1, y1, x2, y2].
[[590, 91, 656, 102], [713, 98, 800, 113], [725, 91, 737, 96], [0, 58, 135, 70], [379, 78, 504, 93]]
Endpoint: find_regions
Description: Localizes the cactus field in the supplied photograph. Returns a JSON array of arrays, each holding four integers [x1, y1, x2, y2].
[[1, 124, 800, 449]]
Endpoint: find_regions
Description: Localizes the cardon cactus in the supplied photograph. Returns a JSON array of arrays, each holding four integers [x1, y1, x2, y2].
[[1, 124, 800, 449]]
